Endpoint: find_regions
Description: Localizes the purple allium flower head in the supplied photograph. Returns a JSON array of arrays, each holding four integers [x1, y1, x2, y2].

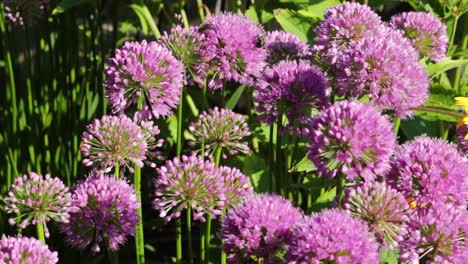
[[286, 209, 380, 263], [3, 172, 71, 238], [313, 2, 382, 65], [2, 0, 49, 26], [188, 107, 251, 159], [399, 202, 468, 263], [264, 31, 311, 65], [390, 12, 448, 62], [153, 155, 225, 222], [61, 173, 139, 253], [388, 135, 468, 209], [0, 235, 59, 264], [308, 100, 396, 181], [159, 25, 207, 86], [344, 182, 410, 248], [457, 124, 468, 154], [200, 13, 267, 90], [336, 26, 430, 118], [81, 115, 147, 172], [220, 194, 302, 263], [217, 166, 253, 210], [254, 60, 329, 135], [105, 40, 184, 120]]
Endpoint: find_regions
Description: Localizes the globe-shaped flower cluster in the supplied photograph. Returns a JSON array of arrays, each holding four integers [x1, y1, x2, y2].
[[0, 235, 59, 264]]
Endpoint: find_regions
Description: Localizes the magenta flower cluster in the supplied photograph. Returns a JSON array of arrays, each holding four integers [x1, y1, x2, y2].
[[336, 26, 429, 118], [399, 203, 468, 263], [2, 0, 49, 26], [264, 31, 311, 65], [3, 172, 71, 237], [81, 115, 147, 171], [344, 182, 410, 248], [61, 173, 139, 253], [153, 155, 252, 222], [105, 40, 184, 120], [220, 194, 302, 263], [308, 100, 396, 181], [286, 209, 380, 263], [255, 60, 329, 135], [390, 11, 448, 62], [200, 13, 267, 90], [189, 107, 251, 158], [388, 136, 468, 209], [0, 235, 58, 264]]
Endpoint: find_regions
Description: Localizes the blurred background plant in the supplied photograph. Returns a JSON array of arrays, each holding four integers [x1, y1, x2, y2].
[[0, 0, 466, 263]]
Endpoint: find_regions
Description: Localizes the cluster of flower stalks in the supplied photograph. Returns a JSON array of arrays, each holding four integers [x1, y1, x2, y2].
[[2, 2, 468, 264]]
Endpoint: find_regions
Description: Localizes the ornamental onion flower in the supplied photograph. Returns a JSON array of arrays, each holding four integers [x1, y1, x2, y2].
[[217, 166, 253, 210], [390, 12, 448, 62], [81, 115, 147, 172], [0, 235, 58, 264], [188, 107, 251, 159], [153, 155, 225, 222], [313, 2, 382, 66], [254, 60, 329, 135], [220, 194, 302, 263], [399, 203, 468, 263], [308, 100, 396, 181], [264, 30, 311, 65], [344, 182, 410, 248], [285, 209, 380, 263], [61, 174, 139, 253], [2, 0, 49, 26], [200, 13, 267, 90], [3, 172, 71, 238], [336, 26, 430, 118], [159, 25, 207, 86], [388, 136, 468, 209], [105, 40, 184, 120]]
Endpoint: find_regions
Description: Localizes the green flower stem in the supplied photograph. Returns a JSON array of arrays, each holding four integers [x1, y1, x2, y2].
[[203, 146, 223, 264], [412, 106, 463, 119], [449, 15, 459, 51], [275, 118, 283, 195], [200, 85, 207, 262], [196, 0, 205, 21], [186, 208, 193, 264], [268, 125, 276, 192], [107, 246, 119, 264], [134, 166, 145, 264], [220, 208, 227, 264], [180, 0, 190, 29], [114, 163, 120, 180], [176, 89, 184, 263], [335, 174, 346, 208], [200, 224, 206, 263], [394, 118, 401, 135], [454, 19, 468, 92], [36, 223, 46, 244]]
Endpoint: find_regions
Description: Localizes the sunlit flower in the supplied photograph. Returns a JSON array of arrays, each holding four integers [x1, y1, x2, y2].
[[390, 11, 448, 62], [105, 40, 184, 120], [0, 235, 58, 264], [264, 30, 311, 64], [3, 172, 71, 238], [61, 173, 139, 253]]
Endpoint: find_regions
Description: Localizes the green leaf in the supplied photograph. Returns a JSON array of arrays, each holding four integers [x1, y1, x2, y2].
[[53, 0, 94, 15], [274, 9, 317, 42], [245, 6, 274, 24], [426, 58, 468, 77], [289, 154, 316, 173], [243, 154, 270, 193], [226, 85, 246, 110], [379, 247, 398, 264], [400, 116, 440, 139], [415, 86, 461, 122], [129, 4, 149, 35], [297, 0, 340, 19], [185, 93, 199, 117]]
